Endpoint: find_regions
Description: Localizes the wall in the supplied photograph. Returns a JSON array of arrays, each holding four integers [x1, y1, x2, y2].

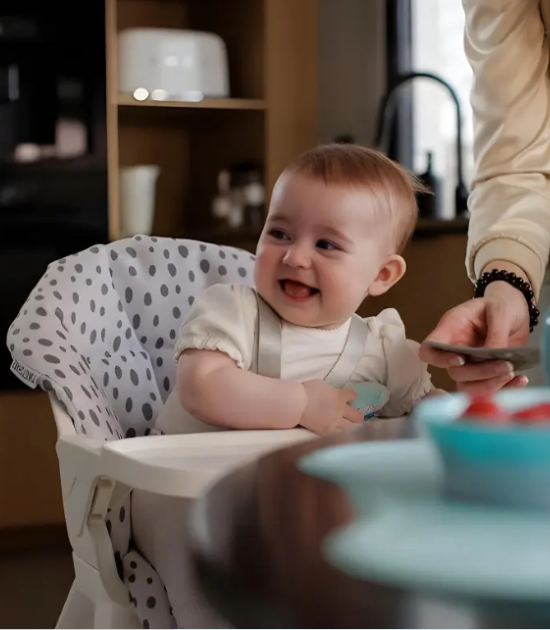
[[0, 392, 64, 529], [317, 0, 386, 146]]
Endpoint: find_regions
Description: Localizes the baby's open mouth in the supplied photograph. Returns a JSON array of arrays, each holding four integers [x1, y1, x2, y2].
[[279, 279, 320, 299]]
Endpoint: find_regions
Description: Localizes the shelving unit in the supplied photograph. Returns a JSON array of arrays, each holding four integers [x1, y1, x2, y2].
[[105, 0, 318, 243], [117, 93, 266, 110]]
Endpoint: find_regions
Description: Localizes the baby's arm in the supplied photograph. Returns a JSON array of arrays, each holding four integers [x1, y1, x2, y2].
[[177, 348, 308, 430], [172, 283, 305, 429], [172, 283, 359, 433], [369, 309, 446, 417]]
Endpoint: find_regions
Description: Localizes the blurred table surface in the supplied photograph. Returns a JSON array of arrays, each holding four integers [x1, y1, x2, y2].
[[187, 418, 550, 629]]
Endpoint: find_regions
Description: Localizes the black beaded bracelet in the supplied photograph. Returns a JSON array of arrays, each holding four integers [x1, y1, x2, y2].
[[474, 269, 540, 333]]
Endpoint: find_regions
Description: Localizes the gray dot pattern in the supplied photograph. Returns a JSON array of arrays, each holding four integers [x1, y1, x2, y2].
[[7, 236, 255, 441], [123, 549, 176, 629], [6, 236, 255, 629]]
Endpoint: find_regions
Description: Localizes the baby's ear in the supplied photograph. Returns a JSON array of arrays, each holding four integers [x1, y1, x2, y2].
[[368, 254, 406, 297]]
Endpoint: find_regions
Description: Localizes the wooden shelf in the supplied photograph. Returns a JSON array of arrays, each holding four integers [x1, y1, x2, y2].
[[106, 0, 318, 241], [117, 93, 266, 110]]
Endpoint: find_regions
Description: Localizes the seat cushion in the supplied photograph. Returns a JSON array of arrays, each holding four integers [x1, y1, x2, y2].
[[7, 236, 256, 440], [6, 236, 256, 630], [123, 549, 177, 629]]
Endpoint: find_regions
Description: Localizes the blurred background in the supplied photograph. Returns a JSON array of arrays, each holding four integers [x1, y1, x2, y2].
[[0, 0, 474, 626]]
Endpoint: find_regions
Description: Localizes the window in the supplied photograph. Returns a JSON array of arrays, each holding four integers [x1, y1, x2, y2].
[[388, 0, 474, 218]]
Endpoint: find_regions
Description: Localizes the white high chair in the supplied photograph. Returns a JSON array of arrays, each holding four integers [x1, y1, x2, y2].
[[6, 236, 314, 629]]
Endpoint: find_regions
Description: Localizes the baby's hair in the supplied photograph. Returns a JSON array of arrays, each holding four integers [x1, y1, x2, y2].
[[284, 143, 430, 252]]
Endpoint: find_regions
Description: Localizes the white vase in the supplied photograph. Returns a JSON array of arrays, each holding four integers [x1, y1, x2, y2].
[[119, 165, 160, 237]]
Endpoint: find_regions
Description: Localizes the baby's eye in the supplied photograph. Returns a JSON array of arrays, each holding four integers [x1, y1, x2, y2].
[[269, 229, 289, 241], [316, 239, 338, 251]]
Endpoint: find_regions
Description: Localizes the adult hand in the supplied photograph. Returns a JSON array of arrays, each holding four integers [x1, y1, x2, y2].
[[419, 275, 531, 395]]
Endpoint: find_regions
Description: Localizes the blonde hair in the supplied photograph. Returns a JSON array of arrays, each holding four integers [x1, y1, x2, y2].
[[284, 143, 429, 252]]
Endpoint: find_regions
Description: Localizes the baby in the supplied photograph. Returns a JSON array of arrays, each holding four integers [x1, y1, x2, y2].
[[133, 144, 442, 628], [154, 143, 440, 438]]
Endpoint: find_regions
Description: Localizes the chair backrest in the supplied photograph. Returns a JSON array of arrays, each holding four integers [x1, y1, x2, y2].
[[6, 236, 256, 440]]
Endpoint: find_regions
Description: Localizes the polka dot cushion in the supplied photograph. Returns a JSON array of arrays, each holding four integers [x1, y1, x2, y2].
[[123, 550, 176, 629], [7, 236, 255, 440], [6, 236, 255, 629]]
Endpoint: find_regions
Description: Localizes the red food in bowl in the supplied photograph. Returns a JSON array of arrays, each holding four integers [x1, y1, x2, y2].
[[460, 395, 550, 426], [513, 403, 550, 425], [460, 396, 510, 424]]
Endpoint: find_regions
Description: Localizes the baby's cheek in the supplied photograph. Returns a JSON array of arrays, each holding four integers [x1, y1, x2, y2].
[[253, 255, 270, 284], [328, 268, 363, 297]]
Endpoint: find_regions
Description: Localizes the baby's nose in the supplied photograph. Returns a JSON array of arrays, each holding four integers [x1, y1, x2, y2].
[[283, 244, 311, 268]]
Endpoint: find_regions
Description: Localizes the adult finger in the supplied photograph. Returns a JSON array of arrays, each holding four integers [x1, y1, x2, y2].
[[504, 374, 529, 388], [447, 359, 514, 383], [484, 299, 517, 348], [418, 343, 465, 369], [420, 300, 486, 367], [457, 373, 516, 396]]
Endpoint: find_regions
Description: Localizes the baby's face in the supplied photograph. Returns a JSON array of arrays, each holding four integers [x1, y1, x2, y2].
[[254, 173, 399, 328]]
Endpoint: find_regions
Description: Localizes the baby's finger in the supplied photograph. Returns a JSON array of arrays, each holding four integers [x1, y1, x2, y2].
[[447, 360, 514, 383], [340, 387, 358, 403], [457, 373, 516, 396], [343, 406, 364, 424], [335, 418, 357, 433]]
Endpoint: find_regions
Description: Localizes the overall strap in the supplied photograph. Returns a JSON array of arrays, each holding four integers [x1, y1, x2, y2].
[[324, 314, 368, 389], [250, 292, 282, 379]]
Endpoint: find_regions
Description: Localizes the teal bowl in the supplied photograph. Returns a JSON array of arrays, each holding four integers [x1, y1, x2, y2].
[[413, 389, 550, 511]]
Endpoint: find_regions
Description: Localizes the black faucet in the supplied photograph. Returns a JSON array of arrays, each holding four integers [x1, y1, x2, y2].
[[374, 71, 469, 218]]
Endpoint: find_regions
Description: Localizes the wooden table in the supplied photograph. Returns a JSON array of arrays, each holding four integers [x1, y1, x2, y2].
[[186, 418, 550, 629]]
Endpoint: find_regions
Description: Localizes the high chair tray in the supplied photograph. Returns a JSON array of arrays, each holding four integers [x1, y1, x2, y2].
[[299, 440, 550, 602], [101, 428, 314, 497]]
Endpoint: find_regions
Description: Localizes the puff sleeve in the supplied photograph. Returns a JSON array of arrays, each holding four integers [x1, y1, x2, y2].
[[375, 309, 434, 417], [174, 283, 258, 370]]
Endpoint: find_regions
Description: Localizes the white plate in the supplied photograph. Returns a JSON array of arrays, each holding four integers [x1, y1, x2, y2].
[[300, 440, 550, 602]]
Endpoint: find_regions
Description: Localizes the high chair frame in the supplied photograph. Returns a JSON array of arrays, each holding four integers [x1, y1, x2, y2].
[[52, 392, 314, 628], [5, 235, 316, 628]]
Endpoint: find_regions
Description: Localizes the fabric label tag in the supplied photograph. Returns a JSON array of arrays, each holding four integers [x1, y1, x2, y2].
[[10, 359, 40, 389]]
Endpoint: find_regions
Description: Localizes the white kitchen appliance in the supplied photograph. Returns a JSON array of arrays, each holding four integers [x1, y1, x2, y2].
[[118, 28, 230, 101], [119, 165, 160, 238]]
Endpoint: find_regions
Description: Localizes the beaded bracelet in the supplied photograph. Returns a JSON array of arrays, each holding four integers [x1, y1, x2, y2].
[[474, 269, 540, 333]]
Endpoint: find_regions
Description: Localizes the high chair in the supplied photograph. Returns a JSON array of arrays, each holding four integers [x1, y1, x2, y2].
[[6, 236, 314, 629]]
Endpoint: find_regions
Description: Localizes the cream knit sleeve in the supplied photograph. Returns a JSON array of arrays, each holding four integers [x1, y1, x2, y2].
[[463, 0, 550, 299]]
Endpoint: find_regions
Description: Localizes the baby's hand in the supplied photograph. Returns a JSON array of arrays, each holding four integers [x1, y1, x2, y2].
[[299, 380, 364, 436]]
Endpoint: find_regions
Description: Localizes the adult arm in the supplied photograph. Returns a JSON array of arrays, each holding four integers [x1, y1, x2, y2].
[[463, 0, 550, 300]]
